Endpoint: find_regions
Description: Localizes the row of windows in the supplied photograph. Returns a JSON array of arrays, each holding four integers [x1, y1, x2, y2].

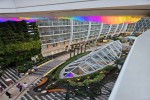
[[39, 18, 150, 45]]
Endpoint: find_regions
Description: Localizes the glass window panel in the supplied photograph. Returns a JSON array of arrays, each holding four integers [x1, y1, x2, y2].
[[86, 57, 99, 67], [72, 67, 85, 75], [69, 63, 80, 67], [92, 54, 105, 66], [97, 51, 110, 64], [85, 61, 99, 69], [105, 47, 117, 60], [80, 63, 94, 72], [65, 68, 74, 72], [101, 49, 113, 62], [111, 44, 120, 55]]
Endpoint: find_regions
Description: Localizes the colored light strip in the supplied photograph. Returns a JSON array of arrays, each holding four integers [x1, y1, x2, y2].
[[59, 16, 142, 24], [0, 17, 36, 22], [0, 16, 142, 24]]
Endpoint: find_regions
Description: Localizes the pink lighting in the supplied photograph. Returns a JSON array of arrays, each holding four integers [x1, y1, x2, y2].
[[0, 16, 141, 24]]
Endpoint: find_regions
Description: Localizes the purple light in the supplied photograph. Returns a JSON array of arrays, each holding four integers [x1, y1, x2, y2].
[[9, 18, 21, 21], [25, 19, 36, 22], [65, 73, 74, 78], [0, 17, 36, 23], [0, 18, 7, 22]]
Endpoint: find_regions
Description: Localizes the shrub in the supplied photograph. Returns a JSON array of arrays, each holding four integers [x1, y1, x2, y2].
[[83, 79, 90, 85], [95, 74, 105, 81], [16, 65, 28, 73], [102, 65, 114, 72], [25, 61, 33, 69], [0, 69, 3, 77]]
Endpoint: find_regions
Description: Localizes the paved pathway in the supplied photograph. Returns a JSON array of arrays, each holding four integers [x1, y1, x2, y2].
[[0, 58, 67, 100], [0, 75, 39, 100], [0, 68, 22, 95], [32, 59, 64, 76]]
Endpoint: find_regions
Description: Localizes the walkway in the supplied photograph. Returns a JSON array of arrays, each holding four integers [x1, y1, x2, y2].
[[0, 68, 22, 96], [32, 59, 64, 76], [0, 58, 67, 100]]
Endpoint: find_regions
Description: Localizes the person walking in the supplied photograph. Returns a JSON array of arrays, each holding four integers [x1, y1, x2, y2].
[[5, 91, 12, 98], [0, 85, 3, 92], [22, 82, 28, 89], [16, 69, 20, 76], [16, 83, 23, 92]]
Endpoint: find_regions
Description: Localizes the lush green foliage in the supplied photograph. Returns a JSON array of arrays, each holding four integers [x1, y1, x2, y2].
[[16, 61, 34, 73], [5, 40, 40, 53], [16, 65, 28, 73], [0, 21, 41, 68], [0, 69, 3, 77], [66, 65, 115, 86]]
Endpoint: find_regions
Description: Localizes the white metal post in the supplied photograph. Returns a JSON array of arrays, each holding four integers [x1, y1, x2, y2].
[[67, 19, 74, 51], [112, 24, 119, 36], [122, 23, 128, 33], [95, 23, 103, 44], [118, 23, 125, 35], [85, 21, 91, 43], [105, 24, 112, 39]]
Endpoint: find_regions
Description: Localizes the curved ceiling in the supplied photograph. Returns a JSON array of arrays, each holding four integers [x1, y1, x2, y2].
[[0, 0, 149, 17]]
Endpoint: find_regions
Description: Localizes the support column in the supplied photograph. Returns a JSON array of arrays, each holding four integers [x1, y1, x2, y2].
[[73, 45, 75, 56], [105, 24, 112, 39], [69, 49, 72, 58], [84, 44, 86, 52], [118, 23, 125, 35], [77, 44, 80, 54], [67, 19, 74, 51], [113, 24, 119, 36], [81, 45, 83, 53], [95, 23, 103, 44], [122, 23, 128, 33], [85, 21, 92, 43]]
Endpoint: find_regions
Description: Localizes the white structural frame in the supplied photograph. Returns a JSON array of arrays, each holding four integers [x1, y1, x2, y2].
[[60, 40, 122, 79], [95, 23, 104, 44], [113, 24, 119, 36], [67, 19, 74, 51], [122, 23, 128, 33], [118, 23, 125, 34], [85, 21, 92, 43], [105, 24, 112, 39]]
